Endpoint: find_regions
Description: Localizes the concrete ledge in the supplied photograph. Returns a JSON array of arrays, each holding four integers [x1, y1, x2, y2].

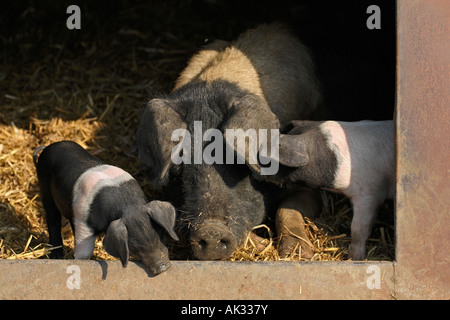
[[0, 260, 395, 299]]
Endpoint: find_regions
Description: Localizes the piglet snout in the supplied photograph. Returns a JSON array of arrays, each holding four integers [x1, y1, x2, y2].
[[141, 252, 172, 276], [151, 260, 172, 275], [190, 221, 237, 260]]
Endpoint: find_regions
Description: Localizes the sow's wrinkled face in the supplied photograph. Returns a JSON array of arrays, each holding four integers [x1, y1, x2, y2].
[[165, 103, 270, 260], [136, 81, 280, 260], [177, 157, 267, 260]]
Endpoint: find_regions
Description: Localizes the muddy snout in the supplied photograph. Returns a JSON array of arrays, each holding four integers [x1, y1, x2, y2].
[[190, 221, 237, 260]]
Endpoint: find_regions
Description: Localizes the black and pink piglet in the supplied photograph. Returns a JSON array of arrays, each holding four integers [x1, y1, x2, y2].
[[33, 141, 179, 275], [258, 120, 394, 260]]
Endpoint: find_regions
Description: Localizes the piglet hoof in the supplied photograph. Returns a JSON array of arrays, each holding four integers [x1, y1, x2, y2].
[[349, 243, 366, 261], [276, 208, 315, 259]]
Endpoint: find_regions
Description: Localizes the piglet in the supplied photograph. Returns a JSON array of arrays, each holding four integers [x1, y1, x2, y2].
[[33, 141, 179, 275], [259, 120, 394, 260]]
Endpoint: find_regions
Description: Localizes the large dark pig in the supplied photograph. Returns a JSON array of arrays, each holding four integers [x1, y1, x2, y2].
[[33, 141, 179, 275], [258, 120, 394, 260], [136, 24, 323, 260]]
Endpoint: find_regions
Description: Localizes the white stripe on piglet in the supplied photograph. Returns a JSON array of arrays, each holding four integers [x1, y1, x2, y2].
[[72, 164, 134, 259], [320, 121, 351, 190]]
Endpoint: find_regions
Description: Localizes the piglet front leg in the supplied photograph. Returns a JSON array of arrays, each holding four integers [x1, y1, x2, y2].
[[73, 218, 97, 260], [349, 195, 383, 260]]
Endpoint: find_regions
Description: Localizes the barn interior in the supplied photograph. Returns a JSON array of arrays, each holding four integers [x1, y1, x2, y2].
[[0, 0, 396, 261]]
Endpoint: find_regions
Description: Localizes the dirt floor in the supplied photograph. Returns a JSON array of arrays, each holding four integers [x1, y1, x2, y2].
[[0, 0, 395, 262]]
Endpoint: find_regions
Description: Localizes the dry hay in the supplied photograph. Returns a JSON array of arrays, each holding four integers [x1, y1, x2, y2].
[[230, 223, 346, 262], [0, 107, 395, 263], [0, 2, 395, 263]]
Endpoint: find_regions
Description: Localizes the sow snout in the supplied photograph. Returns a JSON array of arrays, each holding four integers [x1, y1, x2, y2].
[[190, 220, 237, 260]]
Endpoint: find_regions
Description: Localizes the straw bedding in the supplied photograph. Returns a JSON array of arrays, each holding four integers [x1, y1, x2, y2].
[[0, 1, 394, 262]]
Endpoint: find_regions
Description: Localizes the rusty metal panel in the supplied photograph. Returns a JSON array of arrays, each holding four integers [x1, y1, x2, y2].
[[395, 0, 450, 299], [0, 260, 394, 300]]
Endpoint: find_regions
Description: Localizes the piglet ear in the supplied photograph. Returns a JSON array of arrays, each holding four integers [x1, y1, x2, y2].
[[278, 134, 309, 167], [146, 200, 179, 241], [103, 219, 129, 267]]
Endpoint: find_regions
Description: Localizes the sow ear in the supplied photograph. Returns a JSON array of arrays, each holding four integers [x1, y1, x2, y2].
[[103, 219, 129, 267], [278, 134, 309, 167], [222, 94, 280, 173], [136, 98, 187, 185], [146, 200, 179, 241]]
